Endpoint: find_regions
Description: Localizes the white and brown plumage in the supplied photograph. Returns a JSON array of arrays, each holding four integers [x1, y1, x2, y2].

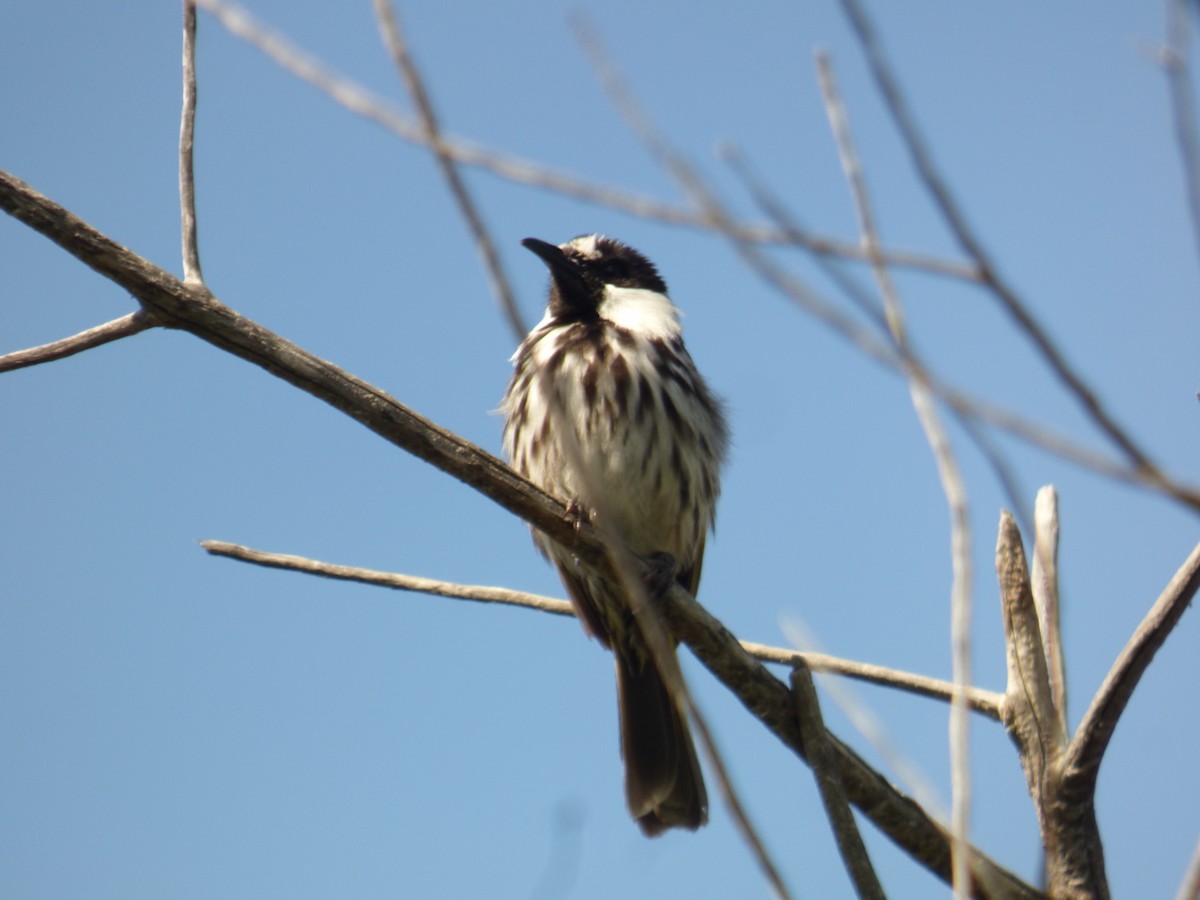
[[501, 234, 727, 835]]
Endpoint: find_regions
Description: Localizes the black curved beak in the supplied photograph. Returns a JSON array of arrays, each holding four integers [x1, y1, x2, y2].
[[522, 237, 589, 309]]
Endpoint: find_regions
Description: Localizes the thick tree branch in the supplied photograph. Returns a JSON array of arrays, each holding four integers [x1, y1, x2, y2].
[[997, 512, 1066, 779], [997, 512, 1104, 898]]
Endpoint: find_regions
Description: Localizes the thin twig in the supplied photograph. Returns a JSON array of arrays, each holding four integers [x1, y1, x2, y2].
[[372, 0, 525, 342], [791, 663, 885, 900], [191, 0, 969, 277], [199, 540, 575, 615], [0, 312, 157, 373], [1177, 835, 1200, 900], [838, 0, 1167, 491], [200, 539, 1006, 718], [1165, 0, 1200, 276], [180, 0, 203, 284], [1064, 538, 1200, 792], [817, 48, 975, 898]]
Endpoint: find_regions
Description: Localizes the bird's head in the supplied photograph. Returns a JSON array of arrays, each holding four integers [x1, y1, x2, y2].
[[522, 234, 680, 341]]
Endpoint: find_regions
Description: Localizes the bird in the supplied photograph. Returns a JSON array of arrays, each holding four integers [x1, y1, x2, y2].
[[501, 234, 727, 836]]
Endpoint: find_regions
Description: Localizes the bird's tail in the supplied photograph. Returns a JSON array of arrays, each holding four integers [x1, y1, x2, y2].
[[614, 647, 708, 836]]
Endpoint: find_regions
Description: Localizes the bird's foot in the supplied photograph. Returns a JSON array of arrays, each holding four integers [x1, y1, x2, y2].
[[642, 551, 678, 601]]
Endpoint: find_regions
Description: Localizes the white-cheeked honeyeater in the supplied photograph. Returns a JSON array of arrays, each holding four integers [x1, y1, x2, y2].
[[501, 235, 727, 835]]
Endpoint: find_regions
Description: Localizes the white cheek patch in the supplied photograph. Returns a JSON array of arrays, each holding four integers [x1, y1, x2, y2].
[[598, 285, 682, 342]]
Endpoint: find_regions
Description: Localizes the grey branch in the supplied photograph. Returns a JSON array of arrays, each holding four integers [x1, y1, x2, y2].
[[372, 0, 526, 342], [192, 0, 968, 278], [1031, 487, 1067, 737], [818, 48, 975, 897], [996, 513, 1067, 788], [996, 512, 1101, 898], [838, 0, 1167, 492], [0, 167, 1038, 898], [791, 663, 885, 900], [180, 0, 203, 284], [1065, 538, 1200, 792], [0, 311, 157, 373], [200, 538, 1005, 718], [1164, 0, 1200, 277]]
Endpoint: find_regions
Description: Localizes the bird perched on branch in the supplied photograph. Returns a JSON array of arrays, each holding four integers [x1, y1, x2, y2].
[[501, 234, 727, 835]]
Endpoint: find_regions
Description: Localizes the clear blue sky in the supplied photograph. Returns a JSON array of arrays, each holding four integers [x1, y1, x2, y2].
[[2, 2, 1197, 897]]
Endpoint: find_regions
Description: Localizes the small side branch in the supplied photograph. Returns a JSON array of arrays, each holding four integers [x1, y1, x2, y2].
[[1177, 836, 1200, 900], [791, 663, 885, 900], [818, 48, 975, 897], [1065, 539, 1200, 791], [199, 540, 575, 615], [0, 311, 157, 373], [372, 0, 525, 342], [201, 539, 1004, 718], [838, 0, 1165, 490], [1165, 0, 1200, 275], [180, 0, 204, 283]]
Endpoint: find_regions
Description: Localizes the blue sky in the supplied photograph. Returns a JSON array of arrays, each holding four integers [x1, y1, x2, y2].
[[2, 2, 1197, 897]]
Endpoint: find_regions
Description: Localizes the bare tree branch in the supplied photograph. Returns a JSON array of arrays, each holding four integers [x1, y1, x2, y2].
[[0, 311, 157, 373], [372, 0, 525, 342], [180, 0, 203, 284], [1031, 487, 1067, 737], [1064, 538, 1200, 792], [199, 538, 1006, 718], [200, 539, 575, 615], [190, 0, 970, 278], [996, 513, 1067, 782], [1178, 835, 1200, 900], [663, 583, 1042, 899], [817, 48, 975, 897], [838, 0, 1169, 491], [1165, 0, 1200, 275], [997, 512, 1104, 898], [791, 663, 885, 900], [0, 168, 1038, 896]]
